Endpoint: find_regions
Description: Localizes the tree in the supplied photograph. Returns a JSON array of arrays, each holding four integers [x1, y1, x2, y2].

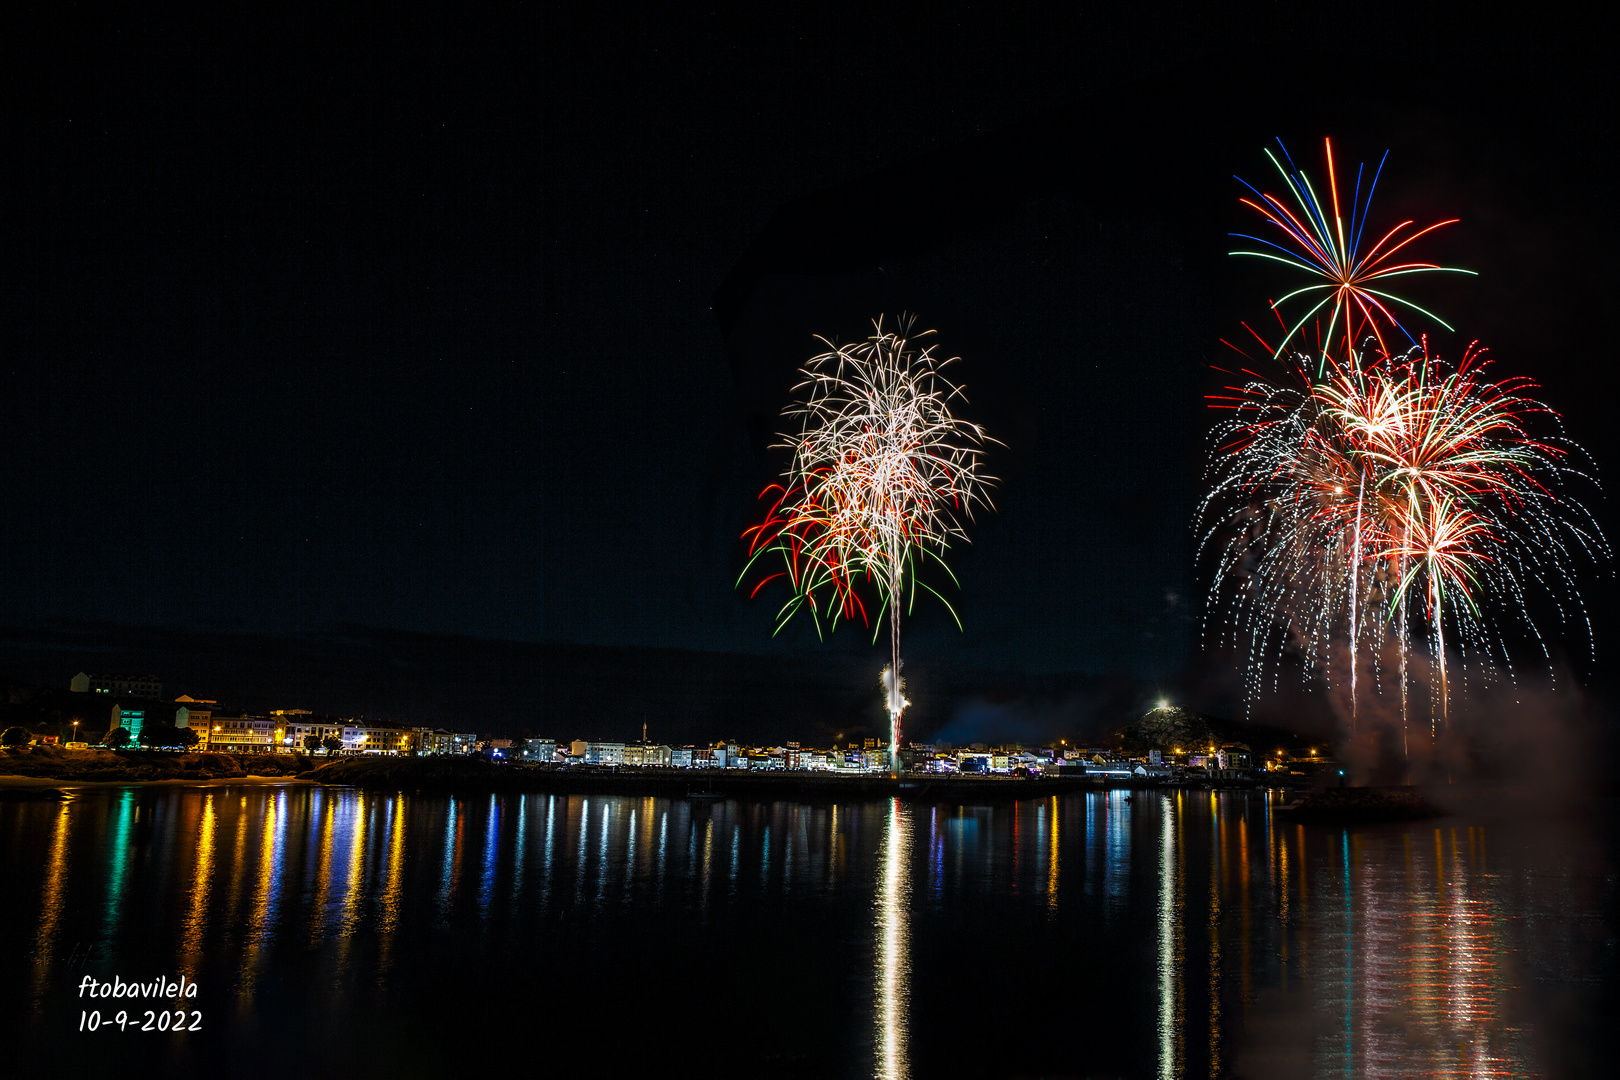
[[102, 727, 132, 749], [322, 735, 343, 754], [1, 725, 32, 747], [303, 734, 323, 753], [177, 727, 200, 750], [140, 722, 182, 749]]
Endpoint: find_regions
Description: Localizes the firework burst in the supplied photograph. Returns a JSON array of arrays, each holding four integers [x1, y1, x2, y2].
[[1200, 341, 1604, 734], [740, 315, 996, 767], [1207, 137, 1606, 753], [1230, 138, 1476, 364]]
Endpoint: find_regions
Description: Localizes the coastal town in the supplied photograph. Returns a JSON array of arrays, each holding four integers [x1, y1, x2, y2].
[[2, 671, 1329, 783]]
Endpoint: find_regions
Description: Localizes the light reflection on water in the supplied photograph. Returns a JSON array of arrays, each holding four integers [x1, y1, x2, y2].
[[875, 798, 911, 1080], [5, 786, 1610, 1078]]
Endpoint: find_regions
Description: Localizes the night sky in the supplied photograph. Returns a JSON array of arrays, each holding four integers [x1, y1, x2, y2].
[[3, 5, 1616, 729]]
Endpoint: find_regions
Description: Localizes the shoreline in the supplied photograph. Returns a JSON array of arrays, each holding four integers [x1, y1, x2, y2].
[[0, 753, 1300, 802], [0, 774, 318, 795]]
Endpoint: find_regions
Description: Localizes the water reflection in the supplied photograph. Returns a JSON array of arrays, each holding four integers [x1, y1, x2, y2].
[[4, 785, 1605, 1077], [875, 797, 911, 1080], [29, 800, 71, 1010], [1158, 792, 1183, 1079], [178, 794, 216, 972]]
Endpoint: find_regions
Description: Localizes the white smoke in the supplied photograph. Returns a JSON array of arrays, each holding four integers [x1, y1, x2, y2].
[[881, 663, 909, 717]]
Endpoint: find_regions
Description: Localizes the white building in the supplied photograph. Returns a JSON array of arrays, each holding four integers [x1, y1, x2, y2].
[[282, 719, 346, 749], [584, 742, 626, 765], [342, 724, 417, 754], [522, 738, 557, 761], [206, 716, 277, 751]]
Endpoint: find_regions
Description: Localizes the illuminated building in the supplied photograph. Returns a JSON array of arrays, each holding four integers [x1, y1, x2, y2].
[[71, 672, 163, 699], [206, 715, 277, 750], [280, 715, 347, 750], [521, 738, 557, 761], [620, 744, 672, 766], [583, 741, 626, 765], [340, 722, 419, 754], [418, 728, 476, 754], [107, 702, 147, 741], [173, 696, 216, 734]]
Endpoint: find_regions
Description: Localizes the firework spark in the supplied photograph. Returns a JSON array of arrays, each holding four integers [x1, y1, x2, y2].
[[1230, 138, 1476, 363], [1199, 342, 1604, 734], [740, 316, 996, 768]]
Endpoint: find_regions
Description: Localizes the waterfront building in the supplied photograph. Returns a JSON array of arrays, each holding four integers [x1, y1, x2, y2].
[[521, 738, 557, 761], [414, 728, 475, 754], [621, 744, 671, 767], [73, 672, 163, 699], [583, 741, 626, 765], [207, 716, 277, 751], [785, 747, 828, 770], [342, 723, 417, 754], [107, 702, 147, 742], [173, 696, 216, 733], [281, 715, 347, 750], [670, 747, 694, 768]]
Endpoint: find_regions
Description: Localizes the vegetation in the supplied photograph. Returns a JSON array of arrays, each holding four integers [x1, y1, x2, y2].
[[1, 725, 31, 747], [303, 734, 323, 752], [102, 728, 132, 749], [0, 745, 317, 782], [322, 735, 343, 754], [139, 722, 183, 749], [1119, 706, 1211, 752]]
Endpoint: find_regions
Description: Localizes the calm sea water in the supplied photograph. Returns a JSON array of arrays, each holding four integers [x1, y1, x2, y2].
[[2, 785, 1614, 1078]]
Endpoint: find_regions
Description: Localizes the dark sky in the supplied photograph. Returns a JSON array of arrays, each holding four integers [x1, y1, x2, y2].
[[2, 4, 1615, 718]]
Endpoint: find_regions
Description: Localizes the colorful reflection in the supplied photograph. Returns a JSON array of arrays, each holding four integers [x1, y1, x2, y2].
[[2, 785, 1595, 1077]]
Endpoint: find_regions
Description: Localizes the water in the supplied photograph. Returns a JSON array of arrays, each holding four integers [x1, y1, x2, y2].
[[3, 785, 1613, 1078]]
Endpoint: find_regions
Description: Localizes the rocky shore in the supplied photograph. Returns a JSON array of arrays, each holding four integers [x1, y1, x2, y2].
[[0, 745, 315, 785], [1274, 785, 1445, 824]]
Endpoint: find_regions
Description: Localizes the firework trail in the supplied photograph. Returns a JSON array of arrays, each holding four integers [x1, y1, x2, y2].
[[1230, 137, 1476, 365], [740, 316, 996, 768]]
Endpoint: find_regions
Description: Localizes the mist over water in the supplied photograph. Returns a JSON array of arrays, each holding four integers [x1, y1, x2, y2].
[[4, 786, 1612, 1077]]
